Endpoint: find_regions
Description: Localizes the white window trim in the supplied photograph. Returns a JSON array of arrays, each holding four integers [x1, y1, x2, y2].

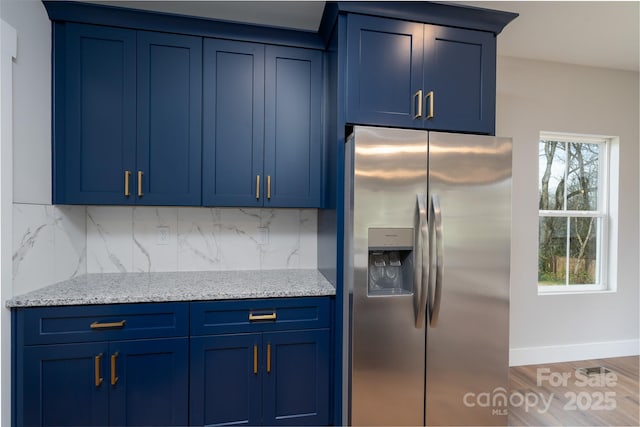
[[537, 132, 617, 294]]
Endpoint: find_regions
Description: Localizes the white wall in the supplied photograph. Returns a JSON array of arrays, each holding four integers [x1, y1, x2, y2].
[[2, 0, 51, 204], [497, 55, 640, 365], [0, 17, 17, 427], [1, 2, 65, 423]]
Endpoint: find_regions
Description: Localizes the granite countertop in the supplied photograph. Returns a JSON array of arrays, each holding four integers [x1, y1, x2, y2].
[[6, 269, 336, 308]]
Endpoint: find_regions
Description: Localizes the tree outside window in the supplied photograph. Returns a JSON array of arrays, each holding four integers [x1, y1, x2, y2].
[[538, 134, 607, 291]]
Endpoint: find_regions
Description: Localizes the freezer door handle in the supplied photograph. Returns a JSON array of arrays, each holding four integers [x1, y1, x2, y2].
[[414, 193, 429, 328], [429, 193, 444, 327]]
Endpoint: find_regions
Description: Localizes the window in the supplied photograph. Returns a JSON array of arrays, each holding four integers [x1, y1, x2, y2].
[[538, 133, 609, 292]]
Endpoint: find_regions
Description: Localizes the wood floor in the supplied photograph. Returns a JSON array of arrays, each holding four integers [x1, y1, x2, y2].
[[509, 356, 639, 426]]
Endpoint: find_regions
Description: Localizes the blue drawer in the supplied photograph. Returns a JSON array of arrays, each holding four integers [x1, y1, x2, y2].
[[17, 302, 189, 345], [190, 297, 330, 336]]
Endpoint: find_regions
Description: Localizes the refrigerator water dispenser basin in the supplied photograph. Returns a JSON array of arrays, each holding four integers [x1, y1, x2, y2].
[[367, 228, 413, 296]]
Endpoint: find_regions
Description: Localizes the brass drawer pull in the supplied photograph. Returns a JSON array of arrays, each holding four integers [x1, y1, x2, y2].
[[248, 313, 276, 322], [425, 91, 434, 119], [253, 345, 258, 375], [95, 353, 103, 387], [267, 175, 271, 199], [137, 171, 144, 197], [111, 352, 119, 386], [267, 343, 272, 374], [256, 175, 260, 200], [124, 170, 132, 197], [413, 90, 423, 119], [90, 320, 126, 329]]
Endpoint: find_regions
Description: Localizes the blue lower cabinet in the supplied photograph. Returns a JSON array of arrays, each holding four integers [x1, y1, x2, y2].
[[20, 339, 188, 427], [189, 331, 330, 426], [109, 338, 189, 426], [262, 330, 330, 426], [15, 303, 190, 427], [190, 334, 262, 426], [22, 343, 110, 426], [15, 299, 331, 426]]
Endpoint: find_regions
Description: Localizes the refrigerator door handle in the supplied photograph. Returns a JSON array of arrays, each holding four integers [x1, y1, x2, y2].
[[414, 193, 429, 328], [429, 193, 444, 327]]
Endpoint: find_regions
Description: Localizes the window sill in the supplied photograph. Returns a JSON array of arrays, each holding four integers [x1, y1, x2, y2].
[[537, 288, 615, 296]]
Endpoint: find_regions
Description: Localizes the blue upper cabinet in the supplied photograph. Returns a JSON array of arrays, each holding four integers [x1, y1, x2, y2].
[[346, 15, 424, 129], [423, 26, 496, 134], [202, 39, 265, 207], [264, 46, 322, 208], [136, 32, 202, 205], [58, 23, 137, 205], [346, 14, 496, 134], [203, 41, 323, 208], [54, 23, 202, 205], [47, 2, 327, 208]]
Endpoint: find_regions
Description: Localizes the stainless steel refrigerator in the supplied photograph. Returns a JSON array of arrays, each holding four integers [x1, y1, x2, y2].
[[343, 126, 511, 426]]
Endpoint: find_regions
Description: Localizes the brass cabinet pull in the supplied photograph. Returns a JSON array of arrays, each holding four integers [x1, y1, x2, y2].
[[425, 91, 434, 119], [267, 176, 271, 200], [90, 320, 126, 329], [137, 171, 143, 197], [253, 345, 258, 374], [124, 171, 132, 197], [413, 90, 423, 119], [256, 175, 260, 200], [248, 312, 276, 322], [267, 344, 271, 374], [110, 352, 119, 386], [95, 353, 103, 387]]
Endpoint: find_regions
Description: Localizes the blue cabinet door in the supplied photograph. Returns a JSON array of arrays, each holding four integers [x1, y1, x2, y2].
[[264, 46, 322, 208], [109, 338, 189, 426], [60, 23, 136, 204], [190, 334, 262, 426], [137, 32, 203, 205], [346, 14, 424, 129], [423, 26, 496, 134], [262, 330, 330, 426], [22, 342, 109, 426], [203, 39, 265, 207], [345, 14, 497, 134]]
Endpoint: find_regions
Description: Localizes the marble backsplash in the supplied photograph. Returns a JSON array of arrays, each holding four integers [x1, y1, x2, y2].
[[87, 206, 317, 273], [12, 204, 87, 294], [13, 204, 318, 294]]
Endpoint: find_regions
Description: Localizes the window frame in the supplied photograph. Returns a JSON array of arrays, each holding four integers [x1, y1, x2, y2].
[[537, 132, 610, 293]]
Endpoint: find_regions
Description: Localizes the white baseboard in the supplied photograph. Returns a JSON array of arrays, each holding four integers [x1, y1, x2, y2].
[[509, 339, 639, 366]]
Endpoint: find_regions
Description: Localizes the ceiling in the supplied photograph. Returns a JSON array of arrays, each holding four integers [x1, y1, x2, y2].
[[91, 1, 640, 72]]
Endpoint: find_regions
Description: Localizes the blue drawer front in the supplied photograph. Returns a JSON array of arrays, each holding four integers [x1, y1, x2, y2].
[[190, 297, 330, 336], [18, 303, 189, 345]]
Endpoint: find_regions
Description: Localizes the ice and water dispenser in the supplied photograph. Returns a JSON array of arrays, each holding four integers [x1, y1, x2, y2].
[[367, 228, 413, 296]]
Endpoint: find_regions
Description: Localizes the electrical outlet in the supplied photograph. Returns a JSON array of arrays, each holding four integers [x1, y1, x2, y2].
[[156, 225, 171, 245], [258, 227, 269, 245]]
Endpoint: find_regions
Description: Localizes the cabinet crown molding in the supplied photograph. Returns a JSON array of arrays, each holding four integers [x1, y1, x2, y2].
[[319, 1, 519, 43], [42, 0, 325, 50]]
